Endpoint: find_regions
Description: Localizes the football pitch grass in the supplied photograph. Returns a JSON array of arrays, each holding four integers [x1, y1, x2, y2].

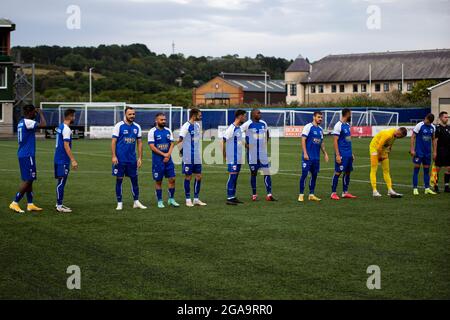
[[0, 137, 449, 300]]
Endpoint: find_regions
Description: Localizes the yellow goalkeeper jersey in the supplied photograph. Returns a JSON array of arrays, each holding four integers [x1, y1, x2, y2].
[[370, 128, 397, 155]]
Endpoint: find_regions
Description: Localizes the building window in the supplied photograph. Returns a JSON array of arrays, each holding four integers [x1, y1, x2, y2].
[[331, 85, 337, 93], [311, 85, 316, 94], [407, 82, 414, 92], [398, 83, 403, 92], [0, 66, 7, 89], [384, 83, 390, 92], [375, 83, 381, 92], [353, 84, 358, 93], [361, 84, 367, 93], [318, 85, 324, 93], [290, 84, 297, 96], [339, 84, 345, 93]]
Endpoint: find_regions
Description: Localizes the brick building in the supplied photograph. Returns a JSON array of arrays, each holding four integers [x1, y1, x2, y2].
[[193, 73, 286, 106]]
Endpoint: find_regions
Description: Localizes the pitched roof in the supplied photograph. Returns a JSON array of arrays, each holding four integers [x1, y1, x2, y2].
[[0, 18, 15, 30], [220, 72, 270, 81], [428, 79, 450, 91], [286, 55, 311, 72], [218, 73, 285, 93], [304, 49, 450, 83], [224, 78, 286, 93]]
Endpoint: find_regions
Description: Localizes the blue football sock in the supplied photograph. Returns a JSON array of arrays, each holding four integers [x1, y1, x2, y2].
[[184, 179, 191, 199], [194, 179, 201, 199], [14, 192, 25, 203], [332, 174, 339, 193], [299, 171, 308, 194], [309, 173, 318, 194], [343, 174, 350, 193], [156, 189, 163, 202], [227, 174, 237, 199], [26, 191, 34, 204], [130, 176, 139, 201], [251, 175, 257, 195], [424, 167, 430, 188], [413, 167, 420, 188], [264, 175, 272, 195], [116, 179, 123, 202], [56, 177, 67, 206], [168, 188, 175, 200], [234, 174, 239, 196]]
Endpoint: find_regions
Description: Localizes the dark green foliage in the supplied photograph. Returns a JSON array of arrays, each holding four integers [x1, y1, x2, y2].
[[12, 44, 291, 106]]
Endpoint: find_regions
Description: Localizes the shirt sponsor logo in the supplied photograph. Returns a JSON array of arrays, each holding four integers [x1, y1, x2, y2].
[[158, 144, 169, 150]]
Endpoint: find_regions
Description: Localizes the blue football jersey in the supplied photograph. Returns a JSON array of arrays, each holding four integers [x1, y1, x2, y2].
[[242, 120, 269, 165], [54, 123, 72, 164], [17, 118, 38, 158], [179, 121, 202, 165], [332, 121, 352, 157], [413, 121, 435, 157], [302, 123, 324, 161], [112, 121, 142, 163], [148, 127, 174, 164], [223, 124, 244, 165]]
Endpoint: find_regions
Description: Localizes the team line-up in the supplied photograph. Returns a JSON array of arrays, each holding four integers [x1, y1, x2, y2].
[[8, 105, 450, 213]]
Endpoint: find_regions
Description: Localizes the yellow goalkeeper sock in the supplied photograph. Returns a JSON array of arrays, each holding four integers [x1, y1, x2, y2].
[[370, 156, 379, 191], [381, 159, 393, 191]]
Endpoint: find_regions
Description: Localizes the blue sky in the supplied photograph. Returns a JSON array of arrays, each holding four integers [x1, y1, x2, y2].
[[3, 0, 450, 61]]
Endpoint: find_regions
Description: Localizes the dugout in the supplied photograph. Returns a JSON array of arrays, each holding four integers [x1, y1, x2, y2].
[[429, 79, 450, 117]]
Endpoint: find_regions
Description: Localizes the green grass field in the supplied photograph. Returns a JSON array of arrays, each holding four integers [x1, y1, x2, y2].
[[0, 137, 449, 300]]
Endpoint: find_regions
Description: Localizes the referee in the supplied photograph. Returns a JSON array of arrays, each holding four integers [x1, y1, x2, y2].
[[434, 111, 450, 193]]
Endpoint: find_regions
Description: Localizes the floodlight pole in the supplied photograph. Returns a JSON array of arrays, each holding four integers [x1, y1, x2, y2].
[[401, 63, 404, 93], [263, 71, 268, 106], [89, 67, 94, 103]]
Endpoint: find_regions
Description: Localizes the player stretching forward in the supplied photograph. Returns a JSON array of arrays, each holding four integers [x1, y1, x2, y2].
[[411, 113, 437, 195], [54, 109, 78, 213], [241, 109, 277, 202], [9, 105, 47, 213], [112, 106, 147, 211], [369, 127, 407, 198], [298, 112, 329, 202], [433, 111, 450, 193], [177, 108, 207, 207], [223, 110, 247, 206], [148, 113, 180, 209], [331, 108, 357, 200]]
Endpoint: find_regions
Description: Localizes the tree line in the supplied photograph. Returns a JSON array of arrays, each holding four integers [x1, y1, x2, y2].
[[12, 44, 291, 106], [12, 44, 433, 107]]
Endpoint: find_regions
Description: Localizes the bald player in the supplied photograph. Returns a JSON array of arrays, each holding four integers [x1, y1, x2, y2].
[[369, 127, 407, 198]]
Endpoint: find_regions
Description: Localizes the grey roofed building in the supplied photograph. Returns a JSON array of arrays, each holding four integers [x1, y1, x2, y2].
[[286, 54, 311, 73], [220, 73, 286, 93], [304, 49, 450, 84]]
